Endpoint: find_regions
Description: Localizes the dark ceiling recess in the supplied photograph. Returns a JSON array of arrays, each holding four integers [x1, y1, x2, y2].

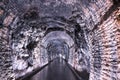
[[113, 0, 120, 5], [26, 41, 38, 50], [117, 14, 120, 20], [23, 7, 39, 20]]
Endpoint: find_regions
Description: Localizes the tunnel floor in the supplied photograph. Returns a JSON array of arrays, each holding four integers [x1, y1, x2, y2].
[[29, 58, 79, 80]]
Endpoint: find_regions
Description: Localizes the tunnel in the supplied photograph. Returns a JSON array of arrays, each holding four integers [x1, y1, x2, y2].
[[0, 0, 120, 80], [46, 39, 69, 61]]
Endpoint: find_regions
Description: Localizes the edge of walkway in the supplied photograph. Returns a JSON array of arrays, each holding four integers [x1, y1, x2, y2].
[[65, 61, 83, 80], [16, 60, 54, 80]]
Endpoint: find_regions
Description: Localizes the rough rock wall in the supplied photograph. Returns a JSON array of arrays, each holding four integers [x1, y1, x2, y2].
[[0, 0, 15, 80], [10, 15, 49, 78], [0, 27, 13, 80], [90, 4, 120, 80], [69, 0, 113, 75], [78, 0, 112, 30]]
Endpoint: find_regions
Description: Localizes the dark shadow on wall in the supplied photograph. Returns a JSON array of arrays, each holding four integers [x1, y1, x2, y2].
[[92, 0, 120, 31]]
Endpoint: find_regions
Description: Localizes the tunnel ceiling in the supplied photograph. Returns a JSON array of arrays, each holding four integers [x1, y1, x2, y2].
[[9, 0, 99, 34], [9, 0, 113, 42], [10, 0, 93, 53]]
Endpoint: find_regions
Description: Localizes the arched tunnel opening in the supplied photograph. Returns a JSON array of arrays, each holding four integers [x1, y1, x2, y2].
[[46, 39, 69, 62], [0, 0, 120, 80]]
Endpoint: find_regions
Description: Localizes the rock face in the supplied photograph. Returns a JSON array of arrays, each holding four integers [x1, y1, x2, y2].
[[90, 8, 120, 80], [0, 0, 120, 80]]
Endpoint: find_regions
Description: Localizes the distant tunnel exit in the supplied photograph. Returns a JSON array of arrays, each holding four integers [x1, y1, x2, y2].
[[46, 39, 69, 61]]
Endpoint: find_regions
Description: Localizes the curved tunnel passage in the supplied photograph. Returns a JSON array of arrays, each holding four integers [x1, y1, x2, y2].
[[22, 29, 86, 80], [46, 39, 69, 61]]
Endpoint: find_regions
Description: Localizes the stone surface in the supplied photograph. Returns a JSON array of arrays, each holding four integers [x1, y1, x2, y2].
[[3, 13, 15, 26], [0, 0, 120, 80]]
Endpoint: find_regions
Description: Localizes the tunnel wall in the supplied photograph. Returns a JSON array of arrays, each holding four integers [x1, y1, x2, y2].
[[0, 27, 13, 80], [65, 0, 113, 76], [0, 0, 15, 79], [90, 7, 120, 80]]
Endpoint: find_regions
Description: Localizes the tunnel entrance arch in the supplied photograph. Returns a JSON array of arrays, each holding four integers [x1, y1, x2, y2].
[[40, 31, 75, 64], [41, 31, 74, 47]]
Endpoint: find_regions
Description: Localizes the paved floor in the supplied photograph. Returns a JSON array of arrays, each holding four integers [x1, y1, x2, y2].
[[29, 58, 78, 80]]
